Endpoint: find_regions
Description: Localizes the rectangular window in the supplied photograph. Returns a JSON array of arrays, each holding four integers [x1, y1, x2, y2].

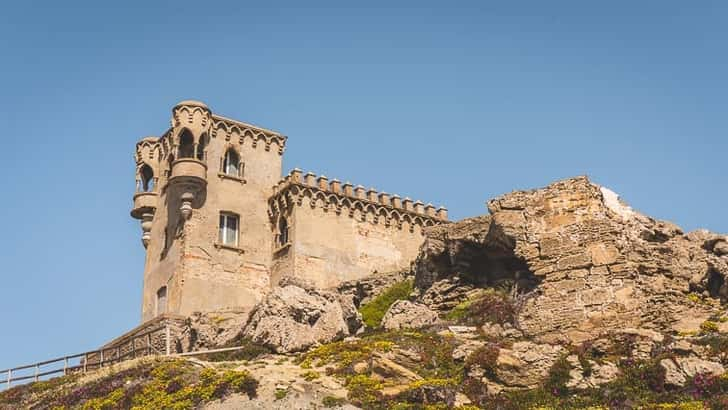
[[219, 213, 239, 246], [156, 286, 167, 316]]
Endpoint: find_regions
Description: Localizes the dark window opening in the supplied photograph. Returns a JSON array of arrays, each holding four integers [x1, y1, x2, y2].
[[139, 164, 155, 192], [178, 130, 194, 158], [278, 218, 289, 246], [223, 149, 241, 177]]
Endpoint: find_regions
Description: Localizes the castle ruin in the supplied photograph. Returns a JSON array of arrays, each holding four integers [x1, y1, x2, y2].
[[131, 100, 448, 323]]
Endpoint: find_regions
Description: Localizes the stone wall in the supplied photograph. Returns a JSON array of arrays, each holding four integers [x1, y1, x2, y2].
[[269, 170, 447, 288]]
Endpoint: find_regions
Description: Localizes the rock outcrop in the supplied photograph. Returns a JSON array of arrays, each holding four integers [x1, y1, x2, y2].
[[242, 284, 362, 353], [414, 176, 728, 342], [380, 300, 439, 330]]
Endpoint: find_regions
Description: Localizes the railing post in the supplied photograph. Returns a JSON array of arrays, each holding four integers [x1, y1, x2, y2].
[[34, 364, 39, 382], [165, 324, 171, 356], [131, 337, 136, 359], [6, 369, 10, 390], [100, 350, 104, 368], [64, 357, 69, 376], [83, 353, 87, 373], [147, 333, 152, 355], [117, 346, 121, 363]]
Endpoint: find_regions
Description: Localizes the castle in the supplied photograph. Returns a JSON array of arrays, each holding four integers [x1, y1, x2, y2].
[[131, 100, 448, 323]]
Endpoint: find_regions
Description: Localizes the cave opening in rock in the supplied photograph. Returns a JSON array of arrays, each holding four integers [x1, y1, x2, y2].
[[707, 269, 725, 300], [448, 239, 540, 295]]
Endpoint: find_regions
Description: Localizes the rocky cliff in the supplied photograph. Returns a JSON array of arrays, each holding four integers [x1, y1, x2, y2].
[[4, 177, 728, 409]]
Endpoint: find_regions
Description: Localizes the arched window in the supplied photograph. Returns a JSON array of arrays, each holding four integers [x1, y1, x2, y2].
[[196, 134, 207, 161], [139, 164, 155, 192], [278, 217, 289, 246], [178, 130, 194, 158], [156, 286, 167, 316], [222, 148, 240, 177]]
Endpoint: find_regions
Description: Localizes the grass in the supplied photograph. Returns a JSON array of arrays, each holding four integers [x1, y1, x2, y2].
[[0, 358, 258, 409], [359, 280, 414, 328]]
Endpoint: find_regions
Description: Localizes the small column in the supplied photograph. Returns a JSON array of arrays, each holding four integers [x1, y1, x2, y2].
[[378, 192, 391, 207], [402, 197, 413, 212], [391, 194, 402, 209], [425, 203, 436, 217], [437, 206, 448, 220], [367, 188, 378, 202], [290, 168, 303, 183], [330, 179, 342, 194], [414, 200, 425, 214], [317, 175, 329, 191], [304, 172, 317, 186], [354, 185, 366, 199], [343, 182, 354, 197]]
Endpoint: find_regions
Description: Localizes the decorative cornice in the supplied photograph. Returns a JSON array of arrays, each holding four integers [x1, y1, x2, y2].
[[268, 169, 448, 232], [134, 137, 162, 164], [209, 115, 287, 155]]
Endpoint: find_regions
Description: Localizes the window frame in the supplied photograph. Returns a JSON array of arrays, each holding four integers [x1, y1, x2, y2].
[[218, 212, 240, 247], [222, 148, 241, 177]]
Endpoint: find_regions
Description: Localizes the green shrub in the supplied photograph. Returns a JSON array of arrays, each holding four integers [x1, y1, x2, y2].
[[346, 374, 383, 407], [701, 320, 720, 334], [445, 289, 517, 327], [465, 344, 500, 378], [359, 280, 413, 328], [322, 395, 347, 407], [544, 355, 572, 397]]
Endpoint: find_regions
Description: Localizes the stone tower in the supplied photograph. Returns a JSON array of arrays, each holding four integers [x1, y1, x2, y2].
[[131, 100, 287, 322]]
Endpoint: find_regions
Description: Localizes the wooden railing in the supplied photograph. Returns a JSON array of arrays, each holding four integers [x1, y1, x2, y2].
[[1, 324, 171, 390]]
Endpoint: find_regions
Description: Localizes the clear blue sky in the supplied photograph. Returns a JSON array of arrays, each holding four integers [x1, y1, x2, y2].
[[0, 1, 726, 369]]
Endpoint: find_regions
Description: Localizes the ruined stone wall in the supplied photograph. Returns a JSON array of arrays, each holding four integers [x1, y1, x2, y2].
[[414, 176, 728, 344], [269, 170, 447, 288]]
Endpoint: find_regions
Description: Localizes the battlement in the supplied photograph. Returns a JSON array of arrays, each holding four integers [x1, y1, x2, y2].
[[269, 168, 448, 231]]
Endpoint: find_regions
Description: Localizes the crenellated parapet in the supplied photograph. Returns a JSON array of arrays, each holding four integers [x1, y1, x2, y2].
[[209, 116, 287, 155], [268, 169, 448, 231]]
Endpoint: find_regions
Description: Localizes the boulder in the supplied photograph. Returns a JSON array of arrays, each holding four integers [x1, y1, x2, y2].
[[176, 309, 249, 352], [493, 342, 564, 389], [714, 240, 728, 256], [661, 357, 725, 387], [566, 355, 620, 389], [242, 285, 362, 353], [381, 300, 439, 330]]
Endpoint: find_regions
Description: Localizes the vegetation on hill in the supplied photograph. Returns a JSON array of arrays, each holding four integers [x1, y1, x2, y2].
[[0, 358, 257, 410], [359, 279, 414, 328]]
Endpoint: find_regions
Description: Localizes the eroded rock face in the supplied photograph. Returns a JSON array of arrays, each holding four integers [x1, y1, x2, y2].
[[493, 342, 565, 389], [242, 285, 362, 353], [661, 357, 725, 387], [381, 300, 439, 330], [177, 309, 250, 352], [414, 176, 728, 342]]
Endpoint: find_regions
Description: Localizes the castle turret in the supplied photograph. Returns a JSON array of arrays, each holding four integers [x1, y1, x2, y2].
[[167, 100, 211, 220], [131, 137, 161, 247], [134, 100, 287, 322]]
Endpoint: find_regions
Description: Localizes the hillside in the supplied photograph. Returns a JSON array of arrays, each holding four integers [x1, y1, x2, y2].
[[3, 176, 728, 409]]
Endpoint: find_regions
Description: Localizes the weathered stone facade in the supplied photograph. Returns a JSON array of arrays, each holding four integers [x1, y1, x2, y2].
[[131, 100, 447, 323]]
